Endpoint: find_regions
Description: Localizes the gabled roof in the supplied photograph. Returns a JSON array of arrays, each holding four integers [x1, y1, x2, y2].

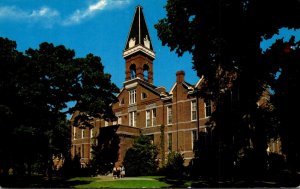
[[123, 5, 155, 59], [123, 77, 171, 99], [195, 75, 204, 88], [169, 81, 194, 95]]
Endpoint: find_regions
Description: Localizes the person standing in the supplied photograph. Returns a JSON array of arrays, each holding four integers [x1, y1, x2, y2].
[[121, 165, 125, 178], [113, 167, 117, 179]]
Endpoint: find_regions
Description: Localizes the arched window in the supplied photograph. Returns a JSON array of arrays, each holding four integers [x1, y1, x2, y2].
[[143, 64, 149, 81], [130, 64, 136, 79]]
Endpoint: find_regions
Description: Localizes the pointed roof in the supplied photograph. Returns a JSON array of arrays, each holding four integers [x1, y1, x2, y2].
[[123, 5, 155, 59]]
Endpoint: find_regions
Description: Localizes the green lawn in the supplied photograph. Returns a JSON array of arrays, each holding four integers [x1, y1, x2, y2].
[[68, 176, 171, 188]]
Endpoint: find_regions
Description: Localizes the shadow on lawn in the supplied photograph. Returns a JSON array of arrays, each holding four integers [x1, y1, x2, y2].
[[158, 171, 300, 188], [0, 175, 92, 188]]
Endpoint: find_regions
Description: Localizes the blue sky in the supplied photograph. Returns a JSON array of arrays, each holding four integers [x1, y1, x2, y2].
[[0, 0, 299, 92], [0, 0, 196, 91]]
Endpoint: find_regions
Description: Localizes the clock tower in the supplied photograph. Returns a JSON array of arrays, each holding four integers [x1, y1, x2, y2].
[[123, 5, 155, 84]]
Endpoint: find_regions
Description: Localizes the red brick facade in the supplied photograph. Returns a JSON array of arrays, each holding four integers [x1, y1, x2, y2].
[[70, 6, 214, 167], [71, 69, 213, 167], [70, 5, 280, 168]]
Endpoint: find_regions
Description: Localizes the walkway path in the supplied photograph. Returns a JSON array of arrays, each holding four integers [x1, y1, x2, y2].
[[95, 175, 155, 181]]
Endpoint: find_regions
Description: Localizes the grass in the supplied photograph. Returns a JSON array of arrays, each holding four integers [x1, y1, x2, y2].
[[68, 176, 171, 188]]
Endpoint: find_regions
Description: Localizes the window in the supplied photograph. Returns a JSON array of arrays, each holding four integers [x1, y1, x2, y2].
[[129, 89, 136, 104], [118, 116, 122, 125], [148, 134, 154, 144], [152, 108, 156, 126], [141, 92, 147, 99], [205, 100, 212, 117], [129, 111, 137, 127], [146, 110, 151, 127], [73, 127, 76, 140], [192, 130, 197, 150], [81, 129, 85, 138], [168, 133, 172, 152], [143, 64, 149, 81], [191, 100, 197, 121], [113, 120, 117, 125], [119, 98, 125, 106], [73, 145, 77, 156], [90, 145, 93, 159], [167, 106, 172, 125], [105, 121, 108, 127], [130, 64, 136, 79], [90, 128, 93, 138], [81, 144, 84, 158]]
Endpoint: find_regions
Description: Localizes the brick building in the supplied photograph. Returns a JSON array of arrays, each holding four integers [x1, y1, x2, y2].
[[70, 5, 213, 167], [70, 5, 280, 168]]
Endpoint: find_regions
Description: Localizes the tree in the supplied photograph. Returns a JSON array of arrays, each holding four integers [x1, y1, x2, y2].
[[155, 0, 300, 178], [90, 126, 120, 175], [0, 37, 119, 179], [0, 37, 28, 176], [123, 135, 158, 176], [262, 37, 300, 172]]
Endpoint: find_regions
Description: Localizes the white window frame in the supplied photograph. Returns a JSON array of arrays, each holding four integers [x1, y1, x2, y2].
[[167, 106, 172, 125], [191, 100, 197, 121], [146, 110, 151, 127], [129, 89, 137, 105], [129, 111, 137, 127], [119, 98, 125, 106], [73, 127, 76, 140], [90, 128, 93, 138], [141, 92, 147, 100], [81, 129, 85, 139], [152, 108, 156, 126], [205, 100, 212, 118], [117, 116, 122, 125]]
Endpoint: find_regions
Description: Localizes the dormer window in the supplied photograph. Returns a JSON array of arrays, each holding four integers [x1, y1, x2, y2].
[[130, 64, 136, 79]]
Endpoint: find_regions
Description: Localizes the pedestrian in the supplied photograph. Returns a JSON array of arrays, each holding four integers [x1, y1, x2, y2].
[[121, 165, 125, 178], [117, 166, 121, 178], [113, 166, 117, 179]]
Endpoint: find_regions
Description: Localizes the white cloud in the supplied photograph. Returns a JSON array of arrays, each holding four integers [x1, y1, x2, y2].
[[0, 6, 60, 27], [63, 0, 131, 26], [0, 0, 131, 27], [30, 7, 59, 18]]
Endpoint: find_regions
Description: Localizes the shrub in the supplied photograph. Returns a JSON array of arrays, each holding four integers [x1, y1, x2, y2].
[[164, 152, 185, 178], [123, 135, 158, 176]]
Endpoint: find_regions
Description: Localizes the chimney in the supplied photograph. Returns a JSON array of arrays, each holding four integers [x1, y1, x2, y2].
[[176, 70, 185, 83]]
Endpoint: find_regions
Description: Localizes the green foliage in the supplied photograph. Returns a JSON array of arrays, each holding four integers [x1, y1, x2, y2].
[[263, 37, 300, 171], [90, 127, 120, 175], [160, 124, 165, 167], [0, 37, 119, 178], [123, 135, 158, 176], [155, 0, 300, 178], [164, 152, 185, 178]]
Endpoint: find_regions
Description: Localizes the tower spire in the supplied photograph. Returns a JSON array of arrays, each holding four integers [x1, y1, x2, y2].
[[123, 6, 155, 84], [123, 5, 155, 59]]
